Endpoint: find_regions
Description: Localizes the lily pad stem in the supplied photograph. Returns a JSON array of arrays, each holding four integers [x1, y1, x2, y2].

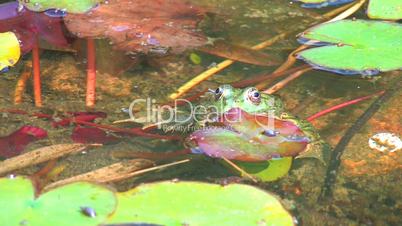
[[32, 36, 42, 107]]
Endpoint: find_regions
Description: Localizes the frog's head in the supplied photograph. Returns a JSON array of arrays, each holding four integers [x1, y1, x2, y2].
[[206, 85, 284, 116]]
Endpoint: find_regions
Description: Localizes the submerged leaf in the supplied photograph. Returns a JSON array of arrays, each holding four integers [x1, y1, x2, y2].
[[297, 20, 402, 75], [0, 126, 48, 158], [0, 32, 20, 71], [64, 0, 206, 54], [198, 41, 279, 66], [72, 127, 121, 144], [19, 0, 101, 14], [367, 0, 402, 20], [107, 181, 294, 226]]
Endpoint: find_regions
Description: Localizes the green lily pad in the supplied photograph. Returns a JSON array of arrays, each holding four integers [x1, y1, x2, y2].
[[235, 157, 293, 182], [368, 0, 402, 20], [297, 20, 402, 75], [0, 32, 20, 71], [107, 181, 294, 226], [19, 0, 101, 14], [0, 176, 116, 226]]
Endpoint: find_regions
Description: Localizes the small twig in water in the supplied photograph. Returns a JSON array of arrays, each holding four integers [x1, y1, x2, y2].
[[222, 157, 258, 183], [262, 67, 312, 94]]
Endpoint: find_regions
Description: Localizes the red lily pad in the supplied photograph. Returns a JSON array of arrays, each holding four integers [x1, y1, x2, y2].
[[0, 2, 71, 54], [0, 126, 48, 158], [64, 0, 206, 54]]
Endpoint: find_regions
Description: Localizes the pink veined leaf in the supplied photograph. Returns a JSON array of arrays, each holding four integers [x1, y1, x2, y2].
[[0, 126, 48, 158]]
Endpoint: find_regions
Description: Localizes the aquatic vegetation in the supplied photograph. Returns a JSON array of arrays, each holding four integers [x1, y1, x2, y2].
[[0, 176, 116, 226], [367, 0, 402, 20], [64, 0, 206, 54], [190, 108, 309, 162], [0, 126, 47, 158], [298, 0, 402, 20], [0, 32, 20, 71], [19, 0, 101, 14], [234, 157, 293, 182], [297, 20, 402, 75], [51, 112, 107, 128], [0, 2, 71, 53], [71, 127, 121, 144], [198, 40, 280, 66], [296, 0, 354, 9], [0, 176, 294, 226], [109, 181, 294, 226]]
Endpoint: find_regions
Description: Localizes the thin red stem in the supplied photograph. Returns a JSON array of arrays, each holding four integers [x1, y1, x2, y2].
[[32, 37, 42, 107], [307, 91, 385, 122], [86, 38, 96, 107]]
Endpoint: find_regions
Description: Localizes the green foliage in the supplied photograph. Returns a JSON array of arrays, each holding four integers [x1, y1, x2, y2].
[[19, 0, 101, 13], [189, 52, 202, 65], [367, 0, 402, 20], [107, 181, 294, 226], [297, 20, 402, 75], [0, 176, 116, 226], [0, 177, 294, 226], [235, 157, 293, 182]]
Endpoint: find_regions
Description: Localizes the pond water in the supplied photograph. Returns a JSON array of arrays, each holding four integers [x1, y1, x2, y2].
[[0, 0, 401, 225]]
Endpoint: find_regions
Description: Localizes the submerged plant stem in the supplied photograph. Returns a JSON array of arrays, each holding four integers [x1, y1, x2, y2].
[[306, 91, 385, 122], [263, 67, 312, 94], [14, 61, 32, 104], [319, 76, 401, 200], [32, 37, 42, 107], [222, 157, 258, 183], [86, 38, 96, 107]]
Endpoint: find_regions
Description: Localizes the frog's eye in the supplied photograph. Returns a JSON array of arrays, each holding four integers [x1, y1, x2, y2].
[[246, 88, 261, 104], [214, 87, 224, 99]]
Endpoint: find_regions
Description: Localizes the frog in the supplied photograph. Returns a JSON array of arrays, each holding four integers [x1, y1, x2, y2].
[[161, 84, 328, 163]]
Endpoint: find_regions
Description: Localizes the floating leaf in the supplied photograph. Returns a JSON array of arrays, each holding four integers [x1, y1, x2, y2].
[[0, 176, 116, 226], [367, 0, 402, 20], [0, 2, 71, 54], [64, 0, 206, 54], [190, 108, 309, 162], [234, 157, 293, 182], [19, 0, 101, 14], [107, 181, 294, 226], [297, 20, 402, 75], [0, 32, 20, 71]]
